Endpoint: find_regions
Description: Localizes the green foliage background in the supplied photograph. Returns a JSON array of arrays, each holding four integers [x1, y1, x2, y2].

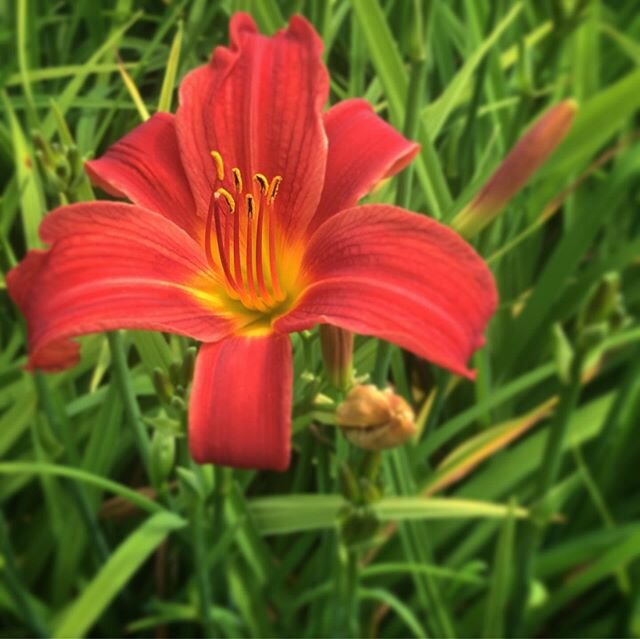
[[1, 0, 640, 637]]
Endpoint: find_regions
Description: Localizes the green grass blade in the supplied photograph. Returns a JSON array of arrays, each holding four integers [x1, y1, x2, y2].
[[1, 91, 43, 248], [53, 511, 185, 639], [0, 462, 166, 515], [483, 500, 517, 638], [359, 587, 429, 638], [425, 2, 523, 140], [157, 20, 183, 113], [543, 68, 640, 176]]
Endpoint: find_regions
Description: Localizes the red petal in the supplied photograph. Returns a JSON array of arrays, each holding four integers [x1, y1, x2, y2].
[[7, 202, 237, 371], [309, 99, 419, 233], [176, 13, 328, 244], [85, 113, 199, 239], [189, 334, 292, 471], [276, 205, 498, 378]]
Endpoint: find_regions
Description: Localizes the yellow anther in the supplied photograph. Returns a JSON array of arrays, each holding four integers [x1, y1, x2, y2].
[[215, 187, 236, 214], [254, 173, 269, 195], [231, 168, 243, 193], [210, 150, 224, 181], [267, 175, 283, 203], [246, 194, 255, 219]]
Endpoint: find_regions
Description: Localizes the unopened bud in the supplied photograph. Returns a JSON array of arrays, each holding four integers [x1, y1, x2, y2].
[[170, 395, 186, 413], [336, 385, 416, 451], [552, 323, 574, 383], [453, 100, 577, 238], [182, 346, 197, 384], [67, 144, 80, 168], [319, 324, 353, 391], [53, 153, 71, 182], [31, 130, 53, 165], [41, 163, 67, 195], [150, 429, 175, 485], [581, 272, 621, 328], [152, 367, 173, 403], [169, 361, 181, 387]]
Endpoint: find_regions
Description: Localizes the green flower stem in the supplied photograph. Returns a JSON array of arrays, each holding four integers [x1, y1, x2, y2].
[[213, 465, 231, 533], [0, 511, 50, 638], [509, 348, 586, 635], [107, 331, 151, 475], [333, 541, 360, 637], [372, 341, 393, 388]]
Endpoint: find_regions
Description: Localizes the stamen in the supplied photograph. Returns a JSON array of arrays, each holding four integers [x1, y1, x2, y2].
[[244, 194, 259, 305], [246, 193, 255, 219], [210, 150, 224, 181], [215, 187, 236, 214], [265, 184, 284, 301], [206, 192, 239, 299], [254, 173, 269, 194], [231, 167, 243, 193], [254, 190, 273, 305], [267, 175, 282, 204], [204, 196, 216, 270], [232, 191, 242, 291]]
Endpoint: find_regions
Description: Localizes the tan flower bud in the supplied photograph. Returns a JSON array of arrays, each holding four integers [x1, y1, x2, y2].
[[336, 385, 416, 451], [452, 100, 577, 238]]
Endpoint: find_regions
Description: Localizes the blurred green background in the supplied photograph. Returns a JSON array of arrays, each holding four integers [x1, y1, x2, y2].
[[1, 0, 640, 637]]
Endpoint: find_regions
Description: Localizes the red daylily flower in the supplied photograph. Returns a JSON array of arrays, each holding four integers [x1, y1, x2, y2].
[[7, 14, 498, 471]]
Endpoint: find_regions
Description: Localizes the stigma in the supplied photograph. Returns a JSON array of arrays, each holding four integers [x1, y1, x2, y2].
[[205, 151, 284, 312]]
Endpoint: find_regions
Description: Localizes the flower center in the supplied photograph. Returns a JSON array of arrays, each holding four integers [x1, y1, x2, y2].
[[206, 150, 284, 313]]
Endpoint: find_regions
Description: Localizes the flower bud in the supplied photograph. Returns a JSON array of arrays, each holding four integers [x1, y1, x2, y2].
[[552, 323, 574, 383], [150, 429, 176, 485], [580, 272, 620, 328], [170, 395, 186, 413], [319, 324, 353, 391], [452, 100, 577, 238], [336, 385, 416, 451], [152, 367, 173, 403], [182, 346, 197, 384], [169, 361, 182, 387], [32, 130, 53, 165]]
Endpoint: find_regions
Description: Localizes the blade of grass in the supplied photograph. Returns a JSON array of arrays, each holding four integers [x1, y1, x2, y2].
[[483, 500, 517, 638], [53, 511, 185, 639], [1, 91, 44, 248], [157, 20, 183, 113], [116, 57, 150, 121], [350, 0, 452, 217]]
